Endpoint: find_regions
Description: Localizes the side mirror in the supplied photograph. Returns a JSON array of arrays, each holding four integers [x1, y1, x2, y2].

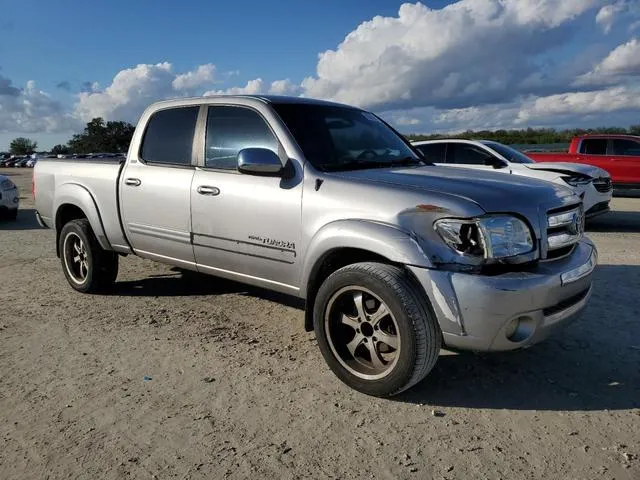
[[485, 157, 507, 169], [237, 148, 283, 175]]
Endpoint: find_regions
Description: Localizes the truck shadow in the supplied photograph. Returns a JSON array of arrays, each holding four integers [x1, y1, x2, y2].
[[108, 268, 305, 310], [587, 210, 640, 233], [0, 209, 45, 231], [396, 264, 640, 411]]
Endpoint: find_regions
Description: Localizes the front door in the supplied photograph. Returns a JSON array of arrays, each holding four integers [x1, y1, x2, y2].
[[120, 106, 200, 267], [190, 105, 302, 293]]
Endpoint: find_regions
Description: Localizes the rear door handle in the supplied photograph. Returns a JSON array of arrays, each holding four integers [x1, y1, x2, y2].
[[197, 185, 220, 196], [124, 178, 141, 186]]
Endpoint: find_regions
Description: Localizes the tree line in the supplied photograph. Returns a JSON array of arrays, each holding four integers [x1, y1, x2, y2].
[[5, 120, 640, 157], [406, 125, 640, 145], [5, 118, 135, 156]]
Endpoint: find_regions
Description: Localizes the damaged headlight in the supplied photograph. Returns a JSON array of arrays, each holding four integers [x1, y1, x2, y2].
[[434, 216, 534, 260], [562, 175, 591, 187]]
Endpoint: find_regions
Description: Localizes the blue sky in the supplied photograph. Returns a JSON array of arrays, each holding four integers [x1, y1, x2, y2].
[[1, 0, 640, 150]]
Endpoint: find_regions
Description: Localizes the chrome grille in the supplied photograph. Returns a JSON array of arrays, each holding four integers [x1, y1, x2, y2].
[[546, 204, 584, 258], [593, 177, 612, 193]]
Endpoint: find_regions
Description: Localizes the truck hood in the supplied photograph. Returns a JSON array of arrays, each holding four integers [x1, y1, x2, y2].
[[524, 162, 607, 178], [332, 165, 577, 213]]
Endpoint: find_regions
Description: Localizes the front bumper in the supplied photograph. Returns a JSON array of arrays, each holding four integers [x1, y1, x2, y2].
[[409, 239, 597, 352]]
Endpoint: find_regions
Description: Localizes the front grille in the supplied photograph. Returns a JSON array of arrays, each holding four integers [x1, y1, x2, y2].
[[543, 288, 590, 317], [545, 204, 584, 259], [593, 177, 612, 193]]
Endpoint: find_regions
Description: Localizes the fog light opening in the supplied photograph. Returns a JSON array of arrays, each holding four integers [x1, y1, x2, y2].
[[506, 316, 535, 342]]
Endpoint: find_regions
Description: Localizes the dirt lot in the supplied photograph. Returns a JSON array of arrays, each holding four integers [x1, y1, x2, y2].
[[1, 168, 639, 479]]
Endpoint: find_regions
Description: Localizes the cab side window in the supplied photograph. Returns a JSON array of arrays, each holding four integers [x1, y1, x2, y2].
[[579, 139, 607, 155], [140, 107, 199, 165], [205, 106, 279, 170], [415, 143, 446, 163], [451, 144, 493, 165]]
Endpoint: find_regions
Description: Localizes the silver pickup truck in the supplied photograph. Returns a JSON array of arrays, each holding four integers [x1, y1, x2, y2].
[[34, 95, 597, 397]]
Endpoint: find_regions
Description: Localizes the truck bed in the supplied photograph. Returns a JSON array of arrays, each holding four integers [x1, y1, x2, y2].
[[34, 158, 129, 250]]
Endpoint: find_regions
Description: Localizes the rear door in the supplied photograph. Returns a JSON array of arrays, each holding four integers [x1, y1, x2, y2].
[[607, 138, 640, 186], [190, 105, 302, 292], [119, 106, 200, 267]]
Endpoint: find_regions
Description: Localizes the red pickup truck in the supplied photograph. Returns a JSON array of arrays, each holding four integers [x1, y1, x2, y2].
[[526, 135, 640, 190]]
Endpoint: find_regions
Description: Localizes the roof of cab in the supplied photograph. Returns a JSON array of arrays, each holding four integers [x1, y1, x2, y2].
[[149, 94, 358, 110]]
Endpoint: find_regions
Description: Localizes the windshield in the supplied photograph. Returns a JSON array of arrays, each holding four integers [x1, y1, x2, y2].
[[481, 141, 535, 164], [272, 103, 424, 171]]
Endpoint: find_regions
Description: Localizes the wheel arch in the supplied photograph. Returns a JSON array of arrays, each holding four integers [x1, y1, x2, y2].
[[54, 184, 111, 257], [300, 220, 433, 331]]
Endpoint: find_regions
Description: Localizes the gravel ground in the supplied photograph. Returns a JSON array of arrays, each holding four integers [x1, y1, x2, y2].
[[1, 168, 639, 479]]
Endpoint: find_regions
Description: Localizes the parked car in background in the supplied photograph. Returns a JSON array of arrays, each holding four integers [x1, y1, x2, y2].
[[25, 158, 38, 168], [0, 174, 19, 220], [412, 139, 612, 218], [14, 157, 31, 167], [34, 95, 596, 397], [526, 135, 640, 191]]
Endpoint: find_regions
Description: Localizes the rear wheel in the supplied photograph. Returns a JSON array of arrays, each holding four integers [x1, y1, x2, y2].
[[313, 262, 441, 397], [59, 219, 118, 293]]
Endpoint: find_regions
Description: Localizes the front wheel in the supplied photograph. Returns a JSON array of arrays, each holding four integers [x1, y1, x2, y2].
[[313, 262, 441, 397], [59, 219, 119, 293]]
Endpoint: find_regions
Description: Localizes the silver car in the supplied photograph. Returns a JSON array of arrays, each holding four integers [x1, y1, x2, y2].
[[34, 95, 596, 397]]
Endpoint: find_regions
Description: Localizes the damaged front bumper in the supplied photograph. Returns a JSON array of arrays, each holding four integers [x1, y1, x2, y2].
[[408, 239, 597, 352]]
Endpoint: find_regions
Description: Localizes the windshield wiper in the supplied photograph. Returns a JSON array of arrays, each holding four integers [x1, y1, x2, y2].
[[321, 159, 392, 172], [390, 156, 425, 167]]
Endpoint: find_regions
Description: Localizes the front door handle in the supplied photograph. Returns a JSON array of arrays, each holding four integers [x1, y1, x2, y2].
[[197, 185, 220, 196], [124, 178, 141, 186]]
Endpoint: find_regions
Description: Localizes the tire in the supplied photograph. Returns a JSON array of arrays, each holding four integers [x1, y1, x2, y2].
[[58, 219, 119, 293], [313, 262, 441, 397]]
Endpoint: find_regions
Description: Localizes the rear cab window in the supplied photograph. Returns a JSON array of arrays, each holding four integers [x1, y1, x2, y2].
[[140, 106, 199, 165]]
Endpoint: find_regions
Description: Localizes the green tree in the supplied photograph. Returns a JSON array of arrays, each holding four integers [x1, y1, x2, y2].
[[50, 144, 70, 155], [9, 137, 38, 155], [629, 125, 640, 136], [67, 117, 135, 154]]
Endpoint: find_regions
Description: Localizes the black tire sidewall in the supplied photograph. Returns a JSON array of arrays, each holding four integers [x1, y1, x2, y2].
[[313, 265, 421, 397], [59, 221, 96, 293]]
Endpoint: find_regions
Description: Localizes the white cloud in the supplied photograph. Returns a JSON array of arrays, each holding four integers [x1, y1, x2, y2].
[[172, 63, 216, 90], [75, 62, 218, 123], [0, 75, 76, 134], [576, 37, 640, 85], [593, 37, 640, 75], [203, 77, 301, 96], [517, 86, 640, 122], [204, 78, 265, 96], [268, 78, 301, 96], [596, 2, 625, 33], [302, 0, 603, 111], [596, 1, 640, 33]]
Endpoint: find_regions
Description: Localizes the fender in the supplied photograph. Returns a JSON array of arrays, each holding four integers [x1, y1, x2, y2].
[[299, 219, 433, 298], [54, 183, 112, 253]]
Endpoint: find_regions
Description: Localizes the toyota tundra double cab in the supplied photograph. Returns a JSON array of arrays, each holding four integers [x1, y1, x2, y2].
[[34, 95, 596, 397]]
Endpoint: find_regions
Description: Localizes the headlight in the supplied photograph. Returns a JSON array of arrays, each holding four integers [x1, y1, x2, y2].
[[562, 175, 591, 187], [1, 179, 15, 191], [434, 216, 534, 260]]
